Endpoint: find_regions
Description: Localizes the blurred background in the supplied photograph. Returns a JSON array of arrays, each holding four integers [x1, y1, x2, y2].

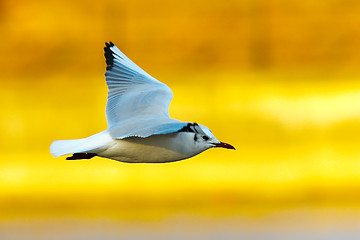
[[1, 0, 360, 239]]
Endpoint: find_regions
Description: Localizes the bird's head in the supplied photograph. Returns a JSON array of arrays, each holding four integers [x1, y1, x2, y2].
[[192, 123, 235, 151]]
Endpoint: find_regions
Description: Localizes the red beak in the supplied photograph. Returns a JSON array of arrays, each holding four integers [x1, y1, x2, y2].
[[213, 142, 236, 150]]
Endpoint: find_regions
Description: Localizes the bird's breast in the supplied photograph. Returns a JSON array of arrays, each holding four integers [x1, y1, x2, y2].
[[97, 132, 199, 163]]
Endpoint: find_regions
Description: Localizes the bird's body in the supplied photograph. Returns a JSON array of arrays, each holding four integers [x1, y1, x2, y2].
[[91, 131, 204, 163], [50, 42, 234, 163]]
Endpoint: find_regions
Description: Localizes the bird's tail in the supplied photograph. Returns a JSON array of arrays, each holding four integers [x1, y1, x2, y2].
[[50, 130, 112, 159]]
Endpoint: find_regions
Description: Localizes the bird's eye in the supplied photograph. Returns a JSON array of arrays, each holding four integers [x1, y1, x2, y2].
[[202, 136, 209, 141]]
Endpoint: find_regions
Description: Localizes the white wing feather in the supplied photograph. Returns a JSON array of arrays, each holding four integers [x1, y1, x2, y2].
[[104, 42, 187, 139]]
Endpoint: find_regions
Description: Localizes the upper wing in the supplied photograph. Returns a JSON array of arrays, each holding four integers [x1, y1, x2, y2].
[[104, 42, 183, 138], [107, 118, 189, 139]]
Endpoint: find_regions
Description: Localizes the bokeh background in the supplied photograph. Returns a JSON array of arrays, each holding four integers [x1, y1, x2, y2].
[[1, 0, 360, 239]]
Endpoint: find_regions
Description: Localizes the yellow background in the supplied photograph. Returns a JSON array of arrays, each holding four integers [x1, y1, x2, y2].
[[1, 0, 360, 238]]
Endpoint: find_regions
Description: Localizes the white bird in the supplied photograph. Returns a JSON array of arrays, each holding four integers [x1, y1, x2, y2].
[[50, 42, 235, 163]]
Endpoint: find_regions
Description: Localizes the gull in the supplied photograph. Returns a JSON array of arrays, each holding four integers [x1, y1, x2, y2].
[[50, 42, 235, 163]]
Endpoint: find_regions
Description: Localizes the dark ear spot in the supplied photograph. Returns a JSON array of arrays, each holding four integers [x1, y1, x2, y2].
[[194, 134, 198, 141], [202, 136, 209, 141]]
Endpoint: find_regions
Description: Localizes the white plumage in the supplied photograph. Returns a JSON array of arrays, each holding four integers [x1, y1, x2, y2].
[[50, 42, 234, 163]]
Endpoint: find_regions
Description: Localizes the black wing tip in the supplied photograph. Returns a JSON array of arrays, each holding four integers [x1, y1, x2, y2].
[[66, 153, 97, 160], [104, 41, 115, 70], [178, 123, 196, 133], [105, 41, 114, 47]]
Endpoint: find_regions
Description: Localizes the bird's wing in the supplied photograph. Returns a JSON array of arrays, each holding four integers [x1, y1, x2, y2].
[[104, 42, 187, 139], [108, 118, 189, 139]]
